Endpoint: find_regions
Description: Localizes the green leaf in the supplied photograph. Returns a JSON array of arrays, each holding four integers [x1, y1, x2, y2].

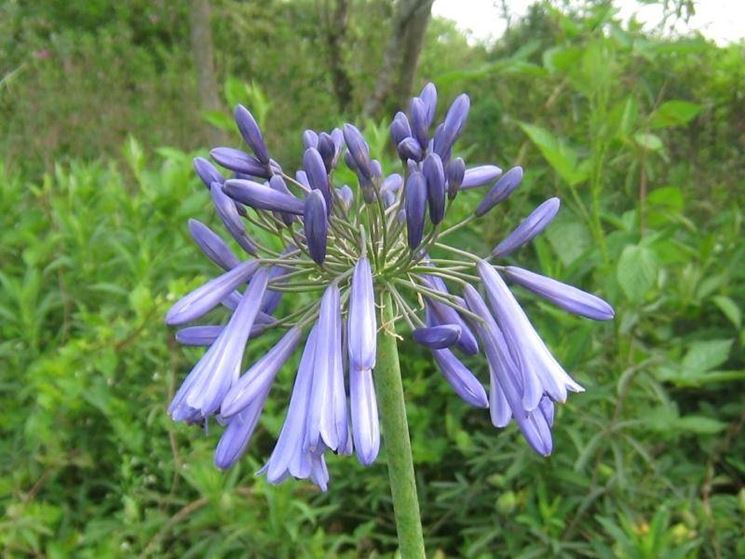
[[675, 415, 727, 434], [650, 100, 701, 129], [712, 295, 742, 328], [616, 244, 658, 302], [682, 339, 732, 372], [633, 132, 663, 151], [518, 122, 588, 186]]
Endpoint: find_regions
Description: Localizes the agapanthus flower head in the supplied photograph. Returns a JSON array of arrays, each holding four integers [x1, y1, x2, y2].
[[165, 82, 614, 490]]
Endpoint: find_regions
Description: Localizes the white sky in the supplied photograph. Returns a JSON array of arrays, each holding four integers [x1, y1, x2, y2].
[[432, 0, 745, 45]]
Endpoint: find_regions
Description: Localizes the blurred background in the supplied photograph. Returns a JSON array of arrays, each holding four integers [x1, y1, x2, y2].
[[1, 0, 744, 557]]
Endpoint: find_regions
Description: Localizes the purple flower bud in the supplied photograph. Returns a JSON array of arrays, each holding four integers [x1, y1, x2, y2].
[[303, 147, 331, 206], [492, 198, 560, 257], [188, 219, 240, 271], [431, 348, 489, 408], [165, 260, 259, 326], [461, 165, 503, 189], [503, 266, 615, 320], [268, 175, 297, 226], [419, 82, 438, 126], [397, 137, 422, 162], [342, 123, 372, 179], [214, 396, 266, 469], [350, 367, 380, 465], [343, 151, 358, 174], [316, 132, 336, 172], [306, 284, 348, 453], [413, 324, 461, 349], [390, 111, 412, 146], [348, 257, 376, 371], [194, 157, 225, 188], [477, 261, 583, 406], [304, 190, 328, 264], [409, 97, 429, 149], [223, 179, 305, 215], [295, 170, 310, 188], [220, 327, 302, 417], [404, 171, 427, 248], [383, 173, 403, 193], [474, 166, 523, 217], [234, 104, 270, 165], [446, 157, 465, 199], [262, 255, 293, 315], [302, 129, 319, 149], [370, 159, 383, 179], [175, 319, 273, 346], [423, 152, 446, 224], [336, 185, 353, 210], [210, 183, 258, 255], [169, 268, 269, 421], [210, 147, 269, 178], [434, 94, 470, 157]]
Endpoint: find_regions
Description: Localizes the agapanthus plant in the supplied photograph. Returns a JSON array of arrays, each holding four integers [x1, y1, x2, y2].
[[166, 82, 613, 557]]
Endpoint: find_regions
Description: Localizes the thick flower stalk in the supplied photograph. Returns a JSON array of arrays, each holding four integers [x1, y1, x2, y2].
[[165, 84, 614, 551]]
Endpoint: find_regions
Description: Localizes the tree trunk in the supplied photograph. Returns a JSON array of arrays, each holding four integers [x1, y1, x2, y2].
[[323, 0, 354, 113], [189, 0, 224, 145], [364, 0, 434, 119]]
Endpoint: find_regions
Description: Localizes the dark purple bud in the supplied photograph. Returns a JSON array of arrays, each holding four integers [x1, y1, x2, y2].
[[194, 157, 225, 188], [419, 82, 437, 126], [370, 159, 383, 179], [303, 148, 332, 208], [188, 219, 240, 271], [404, 171, 427, 249], [474, 166, 523, 217], [210, 147, 269, 178], [210, 183, 258, 255], [316, 133, 336, 172], [432, 123, 451, 162], [422, 275, 479, 355], [461, 165, 503, 189], [397, 137, 422, 162], [343, 151, 358, 174], [446, 157, 465, 199], [434, 94, 470, 158], [302, 129, 319, 149], [431, 348, 488, 408], [268, 175, 297, 226], [423, 152, 446, 224], [336, 185, 353, 210], [409, 97, 429, 149], [342, 123, 372, 179], [223, 179, 305, 215], [165, 260, 259, 326], [413, 324, 461, 349], [234, 104, 270, 164], [390, 111, 412, 146], [503, 266, 615, 320], [492, 198, 560, 257], [304, 190, 328, 264]]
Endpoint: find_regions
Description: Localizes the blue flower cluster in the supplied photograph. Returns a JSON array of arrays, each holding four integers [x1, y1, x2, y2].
[[166, 83, 614, 490]]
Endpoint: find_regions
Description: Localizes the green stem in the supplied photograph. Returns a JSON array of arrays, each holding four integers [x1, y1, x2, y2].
[[375, 291, 426, 559]]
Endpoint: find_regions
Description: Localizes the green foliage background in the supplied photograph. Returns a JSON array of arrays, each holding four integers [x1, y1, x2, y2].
[[1, 1, 743, 557]]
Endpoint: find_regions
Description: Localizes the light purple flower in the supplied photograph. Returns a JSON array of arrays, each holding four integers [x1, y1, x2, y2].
[[223, 179, 305, 215], [503, 266, 615, 320], [420, 275, 479, 355], [175, 320, 272, 346], [302, 129, 318, 149], [461, 165, 502, 189], [350, 367, 380, 465], [188, 219, 240, 271], [336, 185, 354, 210], [220, 327, 302, 417], [348, 257, 376, 371], [305, 284, 348, 453], [492, 198, 560, 257], [477, 261, 583, 406], [169, 268, 269, 421], [214, 390, 269, 469], [431, 347, 489, 408], [475, 166, 523, 217], [165, 260, 259, 326]]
